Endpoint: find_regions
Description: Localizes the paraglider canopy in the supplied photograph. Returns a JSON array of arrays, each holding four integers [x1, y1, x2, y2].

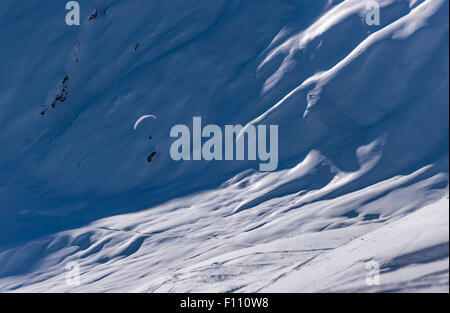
[[134, 114, 157, 130]]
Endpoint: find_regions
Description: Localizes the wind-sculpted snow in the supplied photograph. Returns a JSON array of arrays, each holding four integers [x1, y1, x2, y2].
[[0, 0, 448, 292]]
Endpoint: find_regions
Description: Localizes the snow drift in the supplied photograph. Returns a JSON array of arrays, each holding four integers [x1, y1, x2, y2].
[[0, 0, 448, 292]]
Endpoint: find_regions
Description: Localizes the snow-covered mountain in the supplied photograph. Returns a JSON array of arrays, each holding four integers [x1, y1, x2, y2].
[[0, 0, 448, 292]]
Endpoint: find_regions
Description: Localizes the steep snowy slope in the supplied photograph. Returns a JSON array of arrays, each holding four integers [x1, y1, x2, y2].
[[0, 0, 448, 292]]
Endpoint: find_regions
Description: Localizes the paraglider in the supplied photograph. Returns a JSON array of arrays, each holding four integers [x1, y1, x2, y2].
[[134, 114, 157, 130], [133, 114, 158, 164]]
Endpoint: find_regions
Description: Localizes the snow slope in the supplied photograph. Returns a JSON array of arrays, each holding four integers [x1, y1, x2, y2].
[[0, 0, 448, 292]]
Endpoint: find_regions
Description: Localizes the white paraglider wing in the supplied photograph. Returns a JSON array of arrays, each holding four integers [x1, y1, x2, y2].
[[134, 115, 157, 130]]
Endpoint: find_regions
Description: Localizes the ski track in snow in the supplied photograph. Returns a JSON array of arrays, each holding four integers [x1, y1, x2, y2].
[[0, 0, 448, 292]]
